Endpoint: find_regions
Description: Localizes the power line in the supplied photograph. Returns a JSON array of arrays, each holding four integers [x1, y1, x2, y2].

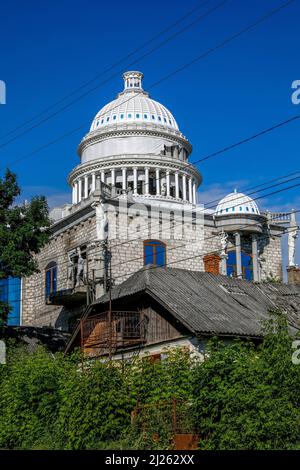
[[96, 182, 300, 272], [6, 182, 299, 299], [11, 169, 300, 269], [0, 0, 212, 142], [6, 214, 299, 304], [1, 0, 296, 171], [0, 0, 228, 150], [107, 173, 300, 252]]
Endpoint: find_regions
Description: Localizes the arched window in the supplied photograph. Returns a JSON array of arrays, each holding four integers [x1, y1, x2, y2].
[[227, 251, 253, 281], [144, 240, 166, 267], [45, 262, 57, 300]]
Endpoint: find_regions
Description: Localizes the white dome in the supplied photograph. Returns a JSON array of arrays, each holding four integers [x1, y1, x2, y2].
[[90, 71, 179, 132], [215, 190, 260, 216]]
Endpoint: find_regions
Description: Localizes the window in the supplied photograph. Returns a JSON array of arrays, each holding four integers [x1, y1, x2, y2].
[[136, 113, 140, 118], [120, 114, 124, 119], [144, 114, 148, 119], [227, 250, 253, 281], [158, 116, 162, 121], [113, 115, 117, 120], [144, 240, 166, 267], [106, 116, 110, 122], [45, 262, 57, 300], [128, 113, 132, 118], [151, 115, 155, 120]]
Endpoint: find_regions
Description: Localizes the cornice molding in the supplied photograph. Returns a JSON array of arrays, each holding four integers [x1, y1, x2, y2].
[[78, 126, 192, 156], [68, 155, 202, 186]]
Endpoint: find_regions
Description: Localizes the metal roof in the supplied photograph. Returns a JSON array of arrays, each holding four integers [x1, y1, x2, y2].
[[93, 267, 300, 338]]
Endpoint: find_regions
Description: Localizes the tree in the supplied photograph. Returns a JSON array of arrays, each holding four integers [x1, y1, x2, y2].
[[0, 169, 50, 323], [192, 311, 300, 450]]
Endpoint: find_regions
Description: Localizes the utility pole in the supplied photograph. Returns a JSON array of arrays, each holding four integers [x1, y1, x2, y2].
[[108, 240, 112, 360], [86, 246, 90, 306]]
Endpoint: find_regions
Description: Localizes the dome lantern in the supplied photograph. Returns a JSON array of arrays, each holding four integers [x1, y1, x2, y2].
[[122, 71, 144, 92]]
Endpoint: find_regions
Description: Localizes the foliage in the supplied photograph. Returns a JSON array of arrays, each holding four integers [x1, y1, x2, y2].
[[0, 345, 74, 449], [0, 169, 50, 322], [0, 315, 300, 450], [57, 361, 133, 449], [192, 311, 300, 450]]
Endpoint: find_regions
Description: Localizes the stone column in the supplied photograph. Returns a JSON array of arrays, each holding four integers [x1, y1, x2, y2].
[[84, 175, 89, 199], [100, 170, 105, 183], [252, 234, 260, 282], [144, 167, 149, 195], [192, 181, 197, 205], [133, 167, 138, 194], [234, 232, 242, 279], [182, 174, 187, 201], [111, 168, 116, 188], [156, 168, 160, 195], [122, 167, 127, 191], [72, 183, 76, 204], [78, 178, 82, 203], [175, 172, 179, 199], [166, 170, 170, 197], [188, 177, 193, 203], [91, 173, 96, 192]]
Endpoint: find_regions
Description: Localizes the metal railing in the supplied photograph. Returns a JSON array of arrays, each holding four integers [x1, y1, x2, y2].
[[80, 310, 146, 354]]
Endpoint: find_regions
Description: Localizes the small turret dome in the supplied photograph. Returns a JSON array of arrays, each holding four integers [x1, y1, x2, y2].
[[215, 190, 260, 216]]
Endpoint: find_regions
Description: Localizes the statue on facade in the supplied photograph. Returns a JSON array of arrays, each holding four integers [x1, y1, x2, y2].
[[219, 230, 228, 275], [288, 210, 299, 267]]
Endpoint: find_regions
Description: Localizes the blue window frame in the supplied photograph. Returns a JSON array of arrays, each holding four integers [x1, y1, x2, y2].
[[227, 250, 253, 281], [45, 262, 57, 300], [144, 240, 166, 267]]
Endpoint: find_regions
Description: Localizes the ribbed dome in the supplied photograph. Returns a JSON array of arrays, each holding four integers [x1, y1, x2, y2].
[[215, 190, 260, 216], [90, 71, 179, 132]]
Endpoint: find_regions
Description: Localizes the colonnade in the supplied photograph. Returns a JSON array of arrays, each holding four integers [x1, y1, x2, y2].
[[72, 167, 197, 204]]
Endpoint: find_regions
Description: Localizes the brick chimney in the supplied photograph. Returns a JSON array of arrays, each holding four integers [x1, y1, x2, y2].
[[287, 266, 300, 285], [203, 254, 220, 275]]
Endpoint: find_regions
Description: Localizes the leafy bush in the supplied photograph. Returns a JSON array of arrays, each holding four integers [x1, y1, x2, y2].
[[192, 312, 300, 450], [1, 313, 300, 450]]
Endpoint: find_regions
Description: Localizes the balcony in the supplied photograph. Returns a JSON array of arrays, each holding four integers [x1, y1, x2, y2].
[[48, 285, 87, 306], [80, 311, 146, 357]]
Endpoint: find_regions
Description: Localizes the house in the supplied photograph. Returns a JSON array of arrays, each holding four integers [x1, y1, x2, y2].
[[65, 267, 300, 360]]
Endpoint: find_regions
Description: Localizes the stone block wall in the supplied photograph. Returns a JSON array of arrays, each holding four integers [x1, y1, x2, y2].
[[21, 201, 284, 331]]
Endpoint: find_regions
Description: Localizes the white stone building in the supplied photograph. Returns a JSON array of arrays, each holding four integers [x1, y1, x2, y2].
[[21, 71, 298, 332]]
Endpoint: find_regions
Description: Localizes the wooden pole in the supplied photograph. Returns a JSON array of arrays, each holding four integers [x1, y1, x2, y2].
[[108, 241, 112, 360]]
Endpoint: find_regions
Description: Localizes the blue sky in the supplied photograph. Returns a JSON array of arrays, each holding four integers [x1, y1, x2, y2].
[[0, 0, 299, 265]]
